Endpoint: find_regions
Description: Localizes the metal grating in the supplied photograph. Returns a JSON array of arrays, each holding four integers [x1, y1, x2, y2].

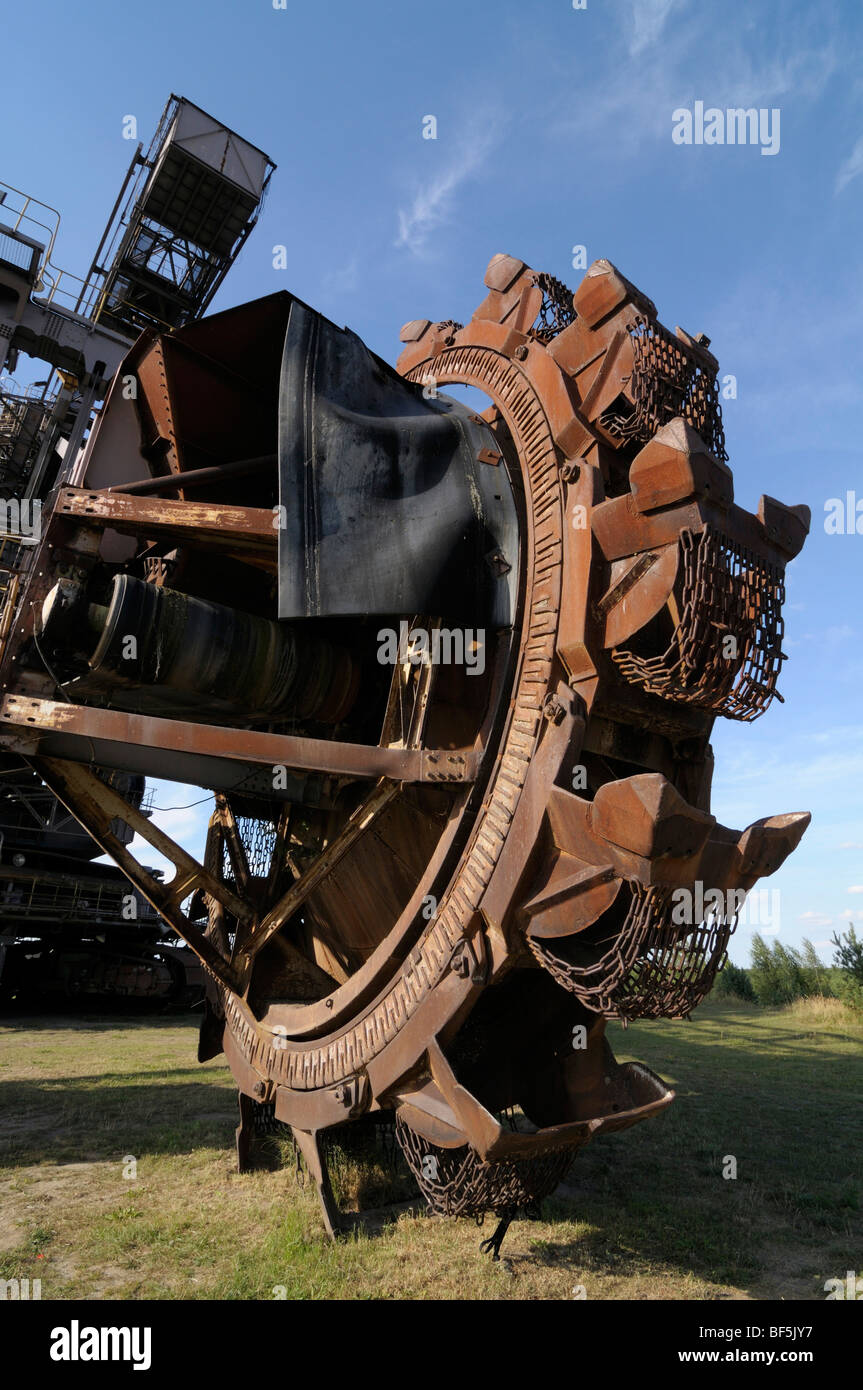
[[611, 527, 786, 721]]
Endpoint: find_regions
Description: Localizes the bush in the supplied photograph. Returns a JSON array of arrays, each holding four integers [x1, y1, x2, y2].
[[714, 961, 755, 1000], [834, 974, 863, 1013], [830, 927, 863, 1013], [749, 935, 833, 1006], [832, 925, 863, 980]]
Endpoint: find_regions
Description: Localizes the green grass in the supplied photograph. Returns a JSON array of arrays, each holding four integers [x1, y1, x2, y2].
[[0, 998, 860, 1300]]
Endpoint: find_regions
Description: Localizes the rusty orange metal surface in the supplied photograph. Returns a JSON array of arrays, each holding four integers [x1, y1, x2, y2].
[[0, 256, 810, 1256]]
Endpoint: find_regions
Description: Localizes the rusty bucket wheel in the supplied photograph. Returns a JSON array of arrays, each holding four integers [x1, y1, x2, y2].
[[201, 332, 579, 1227], [3, 253, 811, 1253]]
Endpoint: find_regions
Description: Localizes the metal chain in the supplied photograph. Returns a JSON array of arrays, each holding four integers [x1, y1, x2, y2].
[[528, 881, 737, 1021], [611, 527, 785, 721], [531, 272, 576, 342], [394, 1113, 574, 1218], [600, 317, 728, 461], [222, 816, 277, 882]]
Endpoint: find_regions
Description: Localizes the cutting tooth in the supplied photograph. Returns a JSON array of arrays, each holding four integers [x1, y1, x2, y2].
[[736, 811, 811, 882]]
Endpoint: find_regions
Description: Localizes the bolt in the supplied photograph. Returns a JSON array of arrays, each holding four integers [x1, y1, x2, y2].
[[542, 693, 566, 725], [252, 1081, 266, 1099], [485, 548, 511, 577], [560, 460, 581, 484], [452, 944, 471, 979], [513, 344, 528, 361]]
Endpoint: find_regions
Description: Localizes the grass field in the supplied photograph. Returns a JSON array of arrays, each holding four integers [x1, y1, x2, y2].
[[1, 997, 860, 1301]]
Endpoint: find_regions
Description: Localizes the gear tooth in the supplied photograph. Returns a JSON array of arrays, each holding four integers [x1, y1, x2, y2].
[[483, 252, 528, 293], [737, 811, 811, 881]]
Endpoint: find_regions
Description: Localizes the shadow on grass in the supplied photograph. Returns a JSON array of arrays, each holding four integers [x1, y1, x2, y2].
[[0, 1077, 237, 1168], [328, 1004, 862, 1290], [2, 1003, 859, 1296], [0, 1012, 201, 1032]]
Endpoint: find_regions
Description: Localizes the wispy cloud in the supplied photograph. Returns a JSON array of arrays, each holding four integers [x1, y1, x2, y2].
[[547, 8, 837, 162], [320, 254, 360, 298], [836, 135, 863, 193], [799, 910, 833, 927], [628, 0, 687, 58], [395, 119, 499, 257]]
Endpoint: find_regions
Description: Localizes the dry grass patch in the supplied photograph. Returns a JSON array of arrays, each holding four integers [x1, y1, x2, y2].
[[0, 1000, 859, 1300]]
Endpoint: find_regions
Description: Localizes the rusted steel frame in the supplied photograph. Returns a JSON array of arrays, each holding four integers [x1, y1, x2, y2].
[[202, 809, 230, 958], [107, 453, 276, 496], [243, 642, 441, 971], [0, 572, 21, 668], [28, 755, 246, 992], [54, 487, 276, 558], [255, 645, 514, 1042], [214, 792, 338, 986], [135, 339, 182, 479], [252, 646, 513, 1042], [379, 616, 439, 749], [28, 758, 338, 999], [238, 778, 401, 968], [0, 697, 480, 783], [217, 794, 252, 896], [264, 803, 295, 901], [405, 637, 439, 749], [591, 493, 802, 567]]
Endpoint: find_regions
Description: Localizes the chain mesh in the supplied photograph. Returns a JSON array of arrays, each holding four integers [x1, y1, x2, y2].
[[530, 272, 576, 342], [599, 316, 727, 461], [394, 1113, 574, 1218], [222, 817, 277, 882], [612, 527, 785, 721], [528, 881, 736, 1021]]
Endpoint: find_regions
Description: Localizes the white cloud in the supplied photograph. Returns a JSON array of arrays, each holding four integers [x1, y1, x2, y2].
[[628, 0, 686, 57], [547, 10, 837, 163], [395, 120, 499, 257], [836, 135, 863, 194], [798, 911, 833, 927], [848, 885, 863, 893]]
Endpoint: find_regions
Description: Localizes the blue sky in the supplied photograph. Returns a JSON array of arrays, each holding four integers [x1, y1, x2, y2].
[[3, 0, 862, 963]]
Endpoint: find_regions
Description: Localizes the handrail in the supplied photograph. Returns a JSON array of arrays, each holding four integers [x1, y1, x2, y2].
[[0, 181, 61, 267]]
